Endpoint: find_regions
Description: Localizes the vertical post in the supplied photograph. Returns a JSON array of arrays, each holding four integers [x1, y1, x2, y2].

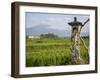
[[68, 17, 82, 64], [71, 24, 80, 59]]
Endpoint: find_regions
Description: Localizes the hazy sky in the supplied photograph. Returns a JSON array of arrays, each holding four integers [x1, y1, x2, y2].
[[25, 12, 90, 35]]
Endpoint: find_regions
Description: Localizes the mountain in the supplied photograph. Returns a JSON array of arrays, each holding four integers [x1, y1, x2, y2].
[[26, 24, 89, 37], [26, 24, 71, 37]]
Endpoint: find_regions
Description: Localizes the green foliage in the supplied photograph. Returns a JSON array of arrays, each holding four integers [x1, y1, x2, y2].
[[40, 33, 58, 38], [26, 37, 89, 67]]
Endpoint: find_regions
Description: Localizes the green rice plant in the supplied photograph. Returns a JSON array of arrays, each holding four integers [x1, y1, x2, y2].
[[26, 37, 89, 67]]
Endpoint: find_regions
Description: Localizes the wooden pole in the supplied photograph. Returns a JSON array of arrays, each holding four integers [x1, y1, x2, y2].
[[68, 17, 90, 64], [68, 17, 82, 64]]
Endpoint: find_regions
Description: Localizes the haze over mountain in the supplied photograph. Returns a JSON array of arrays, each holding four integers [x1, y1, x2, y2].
[[26, 24, 89, 37]]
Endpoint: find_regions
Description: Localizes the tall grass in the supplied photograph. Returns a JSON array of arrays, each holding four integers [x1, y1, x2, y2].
[[26, 37, 89, 67]]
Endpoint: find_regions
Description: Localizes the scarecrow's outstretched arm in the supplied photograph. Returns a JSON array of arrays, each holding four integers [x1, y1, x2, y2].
[[81, 19, 90, 30], [80, 19, 90, 51]]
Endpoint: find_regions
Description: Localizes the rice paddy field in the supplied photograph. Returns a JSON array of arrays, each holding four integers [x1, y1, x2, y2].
[[26, 37, 89, 67]]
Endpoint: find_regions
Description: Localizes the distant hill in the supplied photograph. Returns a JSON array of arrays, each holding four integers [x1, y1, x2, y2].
[[26, 24, 89, 37]]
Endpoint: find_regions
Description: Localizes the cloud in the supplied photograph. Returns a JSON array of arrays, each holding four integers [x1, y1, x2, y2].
[[37, 15, 72, 32], [26, 12, 89, 35], [45, 17, 68, 30]]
